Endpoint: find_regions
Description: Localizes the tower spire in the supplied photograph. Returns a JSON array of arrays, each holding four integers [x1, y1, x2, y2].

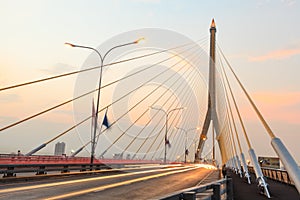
[[195, 19, 223, 164], [211, 18, 216, 28]]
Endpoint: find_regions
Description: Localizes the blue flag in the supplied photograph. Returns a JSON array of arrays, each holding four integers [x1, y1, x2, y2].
[[102, 108, 110, 129], [185, 149, 189, 155], [165, 139, 171, 148]]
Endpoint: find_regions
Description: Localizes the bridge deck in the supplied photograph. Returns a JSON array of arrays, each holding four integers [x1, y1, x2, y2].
[[229, 170, 299, 199]]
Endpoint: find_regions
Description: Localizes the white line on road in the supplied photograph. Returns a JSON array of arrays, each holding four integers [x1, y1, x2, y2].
[[45, 165, 201, 200], [0, 165, 194, 194]]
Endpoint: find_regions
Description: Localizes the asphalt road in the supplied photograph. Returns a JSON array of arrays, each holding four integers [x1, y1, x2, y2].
[[0, 164, 215, 200]]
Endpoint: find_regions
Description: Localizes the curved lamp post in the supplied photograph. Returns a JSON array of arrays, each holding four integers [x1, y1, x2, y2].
[[149, 106, 185, 164], [175, 127, 200, 163], [65, 38, 144, 166]]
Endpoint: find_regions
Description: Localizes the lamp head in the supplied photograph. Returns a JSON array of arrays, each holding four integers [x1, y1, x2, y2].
[[64, 42, 76, 47], [134, 37, 145, 44]]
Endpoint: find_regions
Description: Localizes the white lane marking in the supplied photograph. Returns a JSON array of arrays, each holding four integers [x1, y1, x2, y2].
[[0, 165, 193, 194], [46, 166, 201, 200]]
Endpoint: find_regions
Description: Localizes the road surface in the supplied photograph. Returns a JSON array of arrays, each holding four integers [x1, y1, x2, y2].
[[0, 164, 217, 200]]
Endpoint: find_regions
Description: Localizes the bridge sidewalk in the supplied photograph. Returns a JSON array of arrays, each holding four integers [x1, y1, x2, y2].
[[196, 169, 221, 185], [229, 170, 299, 200]]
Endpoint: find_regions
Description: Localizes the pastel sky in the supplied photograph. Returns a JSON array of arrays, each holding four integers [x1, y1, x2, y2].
[[0, 0, 299, 164]]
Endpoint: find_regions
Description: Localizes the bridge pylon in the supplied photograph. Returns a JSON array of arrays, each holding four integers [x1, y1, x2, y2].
[[195, 19, 227, 164]]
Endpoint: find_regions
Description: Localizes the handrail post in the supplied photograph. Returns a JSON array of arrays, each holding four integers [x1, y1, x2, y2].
[[226, 177, 233, 200], [182, 191, 196, 200], [212, 183, 221, 200], [248, 148, 271, 198]]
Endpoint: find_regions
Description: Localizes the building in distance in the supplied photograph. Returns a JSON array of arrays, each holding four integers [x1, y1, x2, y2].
[[54, 142, 66, 156]]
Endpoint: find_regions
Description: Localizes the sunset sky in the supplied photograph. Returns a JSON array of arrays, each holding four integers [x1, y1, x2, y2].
[[0, 0, 299, 163]]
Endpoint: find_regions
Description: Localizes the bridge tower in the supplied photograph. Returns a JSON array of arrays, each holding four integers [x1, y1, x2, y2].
[[195, 19, 227, 163]]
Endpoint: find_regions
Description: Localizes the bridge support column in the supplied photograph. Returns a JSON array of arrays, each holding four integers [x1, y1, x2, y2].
[[230, 157, 235, 172], [271, 137, 300, 193], [80, 165, 87, 172], [231, 157, 238, 174], [235, 155, 242, 177], [248, 148, 270, 198], [61, 165, 70, 173], [3, 166, 16, 178], [36, 166, 47, 175], [240, 152, 251, 184]]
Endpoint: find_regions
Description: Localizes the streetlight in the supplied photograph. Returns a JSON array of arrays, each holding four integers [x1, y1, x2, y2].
[[175, 127, 200, 163], [65, 38, 144, 167], [149, 106, 185, 164]]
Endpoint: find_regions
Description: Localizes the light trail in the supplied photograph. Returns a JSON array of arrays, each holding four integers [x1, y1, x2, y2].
[[45, 165, 201, 200], [0, 165, 193, 194]]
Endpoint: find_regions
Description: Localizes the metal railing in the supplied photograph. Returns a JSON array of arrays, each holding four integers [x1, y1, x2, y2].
[[0, 154, 160, 164], [158, 178, 233, 200], [248, 166, 294, 185], [0, 154, 162, 178], [0, 163, 120, 178]]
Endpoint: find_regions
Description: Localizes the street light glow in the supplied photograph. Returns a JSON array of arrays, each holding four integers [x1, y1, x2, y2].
[[201, 135, 207, 141], [134, 37, 145, 44]]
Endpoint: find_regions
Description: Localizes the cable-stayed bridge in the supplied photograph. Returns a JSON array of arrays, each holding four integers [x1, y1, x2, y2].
[[0, 20, 299, 199]]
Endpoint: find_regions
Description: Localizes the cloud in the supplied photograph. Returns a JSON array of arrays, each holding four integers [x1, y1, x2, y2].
[[53, 109, 74, 116], [257, 0, 296, 6], [249, 48, 300, 62], [281, 0, 296, 6], [0, 93, 21, 103], [130, 0, 160, 3], [241, 91, 300, 124], [227, 53, 248, 60], [0, 116, 19, 127], [41, 63, 75, 75], [40, 105, 75, 125], [252, 91, 300, 105]]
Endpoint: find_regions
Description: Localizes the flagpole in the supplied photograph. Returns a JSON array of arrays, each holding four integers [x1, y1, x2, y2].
[[65, 38, 144, 168], [149, 106, 185, 164], [175, 127, 200, 163], [95, 107, 107, 150], [91, 99, 95, 150]]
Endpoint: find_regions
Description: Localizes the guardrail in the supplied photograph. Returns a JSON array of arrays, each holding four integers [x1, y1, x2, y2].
[[0, 163, 112, 178], [158, 178, 233, 200], [0, 154, 160, 164], [0, 155, 162, 178], [248, 166, 294, 185]]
